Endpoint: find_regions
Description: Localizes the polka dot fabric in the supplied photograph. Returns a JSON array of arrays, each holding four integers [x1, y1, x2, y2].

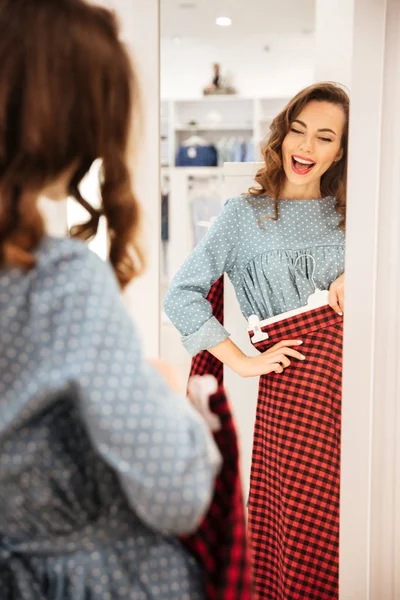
[[164, 195, 345, 356], [0, 236, 222, 599]]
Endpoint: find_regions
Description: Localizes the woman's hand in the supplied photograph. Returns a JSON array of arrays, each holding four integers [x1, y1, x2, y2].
[[187, 375, 221, 432], [329, 273, 345, 315], [237, 340, 305, 378]]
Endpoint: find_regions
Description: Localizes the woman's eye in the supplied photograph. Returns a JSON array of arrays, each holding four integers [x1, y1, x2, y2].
[[290, 128, 303, 134], [318, 137, 333, 142]]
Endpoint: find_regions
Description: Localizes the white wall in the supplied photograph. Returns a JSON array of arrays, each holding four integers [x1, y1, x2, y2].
[[315, 0, 355, 90], [340, 0, 400, 597], [67, 0, 161, 358], [161, 33, 315, 99], [107, 0, 161, 358]]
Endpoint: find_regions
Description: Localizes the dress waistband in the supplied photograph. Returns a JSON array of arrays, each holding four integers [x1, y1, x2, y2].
[[248, 304, 343, 352]]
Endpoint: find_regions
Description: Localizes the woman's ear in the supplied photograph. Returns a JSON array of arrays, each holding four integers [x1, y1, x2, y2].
[[335, 148, 344, 162]]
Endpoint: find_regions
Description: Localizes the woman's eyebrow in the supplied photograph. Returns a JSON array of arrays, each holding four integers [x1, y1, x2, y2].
[[292, 119, 337, 135]]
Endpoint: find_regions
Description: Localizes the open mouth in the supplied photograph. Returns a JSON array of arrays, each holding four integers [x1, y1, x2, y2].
[[291, 155, 316, 175]]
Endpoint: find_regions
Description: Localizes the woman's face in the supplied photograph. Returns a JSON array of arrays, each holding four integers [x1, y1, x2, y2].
[[281, 100, 345, 192]]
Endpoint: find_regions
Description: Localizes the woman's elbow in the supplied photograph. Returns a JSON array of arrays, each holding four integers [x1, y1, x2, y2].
[[128, 471, 216, 536], [152, 477, 215, 535]]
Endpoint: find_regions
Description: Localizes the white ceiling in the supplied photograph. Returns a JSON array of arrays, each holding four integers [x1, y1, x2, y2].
[[161, 0, 316, 41]]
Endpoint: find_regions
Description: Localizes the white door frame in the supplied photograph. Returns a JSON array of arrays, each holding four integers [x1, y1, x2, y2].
[[340, 0, 400, 598]]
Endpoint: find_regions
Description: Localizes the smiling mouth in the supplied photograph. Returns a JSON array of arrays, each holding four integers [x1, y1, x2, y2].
[[291, 155, 316, 175]]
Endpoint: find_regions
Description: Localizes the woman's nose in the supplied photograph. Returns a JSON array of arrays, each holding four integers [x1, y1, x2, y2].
[[299, 137, 314, 153]]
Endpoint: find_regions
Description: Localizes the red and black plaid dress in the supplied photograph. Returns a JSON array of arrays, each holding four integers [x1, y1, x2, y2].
[[248, 304, 342, 600], [188, 277, 342, 599]]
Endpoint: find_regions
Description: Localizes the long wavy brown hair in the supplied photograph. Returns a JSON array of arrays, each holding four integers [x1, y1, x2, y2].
[[0, 0, 145, 288], [248, 82, 350, 230]]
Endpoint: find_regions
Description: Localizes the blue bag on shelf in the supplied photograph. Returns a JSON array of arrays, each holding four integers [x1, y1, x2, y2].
[[176, 143, 218, 167]]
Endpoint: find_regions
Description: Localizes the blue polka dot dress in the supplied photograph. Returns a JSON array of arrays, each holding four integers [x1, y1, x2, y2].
[[0, 236, 222, 599], [165, 194, 346, 599], [164, 196, 345, 354]]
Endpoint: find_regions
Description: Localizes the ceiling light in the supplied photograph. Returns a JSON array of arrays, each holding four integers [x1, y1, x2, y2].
[[216, 16, 232, 27], [172, 36, 181, 44]]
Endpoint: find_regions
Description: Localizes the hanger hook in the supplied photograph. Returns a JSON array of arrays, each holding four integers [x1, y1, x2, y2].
[[294, 254, 319, 292]]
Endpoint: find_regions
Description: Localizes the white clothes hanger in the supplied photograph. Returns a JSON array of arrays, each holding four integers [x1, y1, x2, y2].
[[248, 254, 330, 344]]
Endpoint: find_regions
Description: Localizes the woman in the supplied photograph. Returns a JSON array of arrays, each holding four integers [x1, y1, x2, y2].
[[0, 1, 221, 598], [164, 82, 348, 599]]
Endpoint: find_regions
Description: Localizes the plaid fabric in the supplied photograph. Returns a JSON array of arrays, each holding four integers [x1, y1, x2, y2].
[[180, 276, 253, 599], [248, 304, 343, 600], [189, 277, 224, 387]]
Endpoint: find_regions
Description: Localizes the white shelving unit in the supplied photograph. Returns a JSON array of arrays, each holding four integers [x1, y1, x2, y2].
[[161, 96, 290, 167], [174, 124, 254, 132]]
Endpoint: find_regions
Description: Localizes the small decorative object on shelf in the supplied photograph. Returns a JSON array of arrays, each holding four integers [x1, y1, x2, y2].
[[203, 63, 236, 96]]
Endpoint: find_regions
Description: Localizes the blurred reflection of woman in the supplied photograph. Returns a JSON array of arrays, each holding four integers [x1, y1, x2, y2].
[[0, 1, 222, 598], [165, 82, 349, 599]]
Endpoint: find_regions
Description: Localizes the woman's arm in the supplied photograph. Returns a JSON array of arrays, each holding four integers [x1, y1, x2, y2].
[[208, 337, 306, 378], [164, 198, 240, 356], [33, 248, 221, 536]]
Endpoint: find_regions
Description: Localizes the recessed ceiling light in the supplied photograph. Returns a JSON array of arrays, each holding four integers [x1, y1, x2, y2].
[[216, 16, 232, 27], [172, 36, 181, 44], [179, 2, 197, 8]]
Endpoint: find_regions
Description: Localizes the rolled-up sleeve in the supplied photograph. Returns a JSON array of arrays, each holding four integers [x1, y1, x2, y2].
[[163, 198, 239, 356]]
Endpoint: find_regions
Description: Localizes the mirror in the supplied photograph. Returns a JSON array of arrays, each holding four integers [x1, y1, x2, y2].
[[160, 0, 317, 378], [159, 1, 350, 599]]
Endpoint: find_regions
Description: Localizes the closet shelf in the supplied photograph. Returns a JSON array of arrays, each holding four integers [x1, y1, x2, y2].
[[162, 97, 291, 167], [175, 124, 253, 132]]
